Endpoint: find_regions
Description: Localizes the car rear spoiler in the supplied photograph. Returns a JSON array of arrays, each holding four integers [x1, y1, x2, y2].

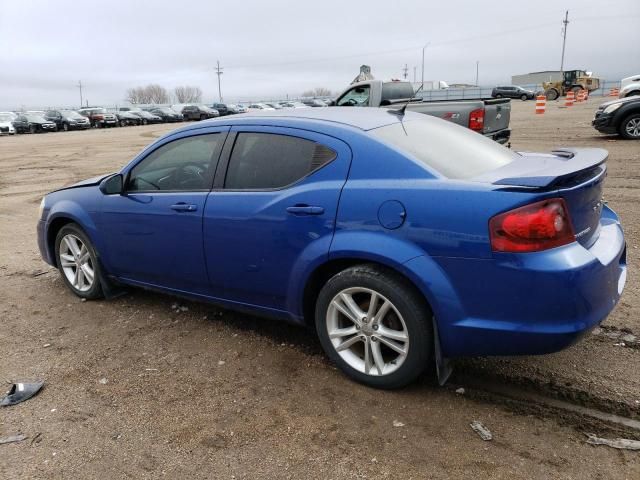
[[474, 148, 608, 189]]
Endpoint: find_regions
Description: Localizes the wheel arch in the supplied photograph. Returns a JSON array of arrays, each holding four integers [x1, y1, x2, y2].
[[45, 204, 101, 268]]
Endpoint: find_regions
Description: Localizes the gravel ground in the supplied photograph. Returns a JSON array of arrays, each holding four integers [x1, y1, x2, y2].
[[1, 100, 639, 479]]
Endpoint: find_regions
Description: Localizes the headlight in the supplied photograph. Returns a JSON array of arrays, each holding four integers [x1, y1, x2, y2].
[[603, 103, 622, 114], [38, 197, 46, 218]]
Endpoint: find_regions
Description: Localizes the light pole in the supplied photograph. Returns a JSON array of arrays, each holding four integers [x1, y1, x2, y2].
[[475, 61, 479, 86], [421, 42, 430, 89]]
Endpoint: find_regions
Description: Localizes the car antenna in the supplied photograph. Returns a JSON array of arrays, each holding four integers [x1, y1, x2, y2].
[[388, 83, 424, 117]]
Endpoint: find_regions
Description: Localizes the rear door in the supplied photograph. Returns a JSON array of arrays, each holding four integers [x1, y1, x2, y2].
[[203, 126, 351, 311]]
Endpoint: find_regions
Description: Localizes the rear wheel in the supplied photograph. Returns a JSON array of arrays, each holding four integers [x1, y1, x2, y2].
[[619, 113, 640, 140], [29, 124, 36, 134], [55, 224, 103, 299], [200, 114, 206, 120], [62, 123, 69, 132], [520, 94, 528, 101], [571, 86, 583, 96], [315, 265, 433, 389], [495, 94, 502, 98]]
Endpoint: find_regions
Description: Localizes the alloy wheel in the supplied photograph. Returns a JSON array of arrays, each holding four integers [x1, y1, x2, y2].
[[326, 287, 409, 376], [58, 234, 95, 292], [625, 118, 640, 138]]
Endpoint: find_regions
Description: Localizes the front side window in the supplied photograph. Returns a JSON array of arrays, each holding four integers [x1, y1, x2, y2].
[[337, 85, 370, 106], [224, 133, 336, 190], [128, 134, 223, 192]]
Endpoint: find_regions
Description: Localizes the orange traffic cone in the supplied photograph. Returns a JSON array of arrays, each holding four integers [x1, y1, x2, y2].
[[565, 91, 575, 107], [535, 95, 546, 114]]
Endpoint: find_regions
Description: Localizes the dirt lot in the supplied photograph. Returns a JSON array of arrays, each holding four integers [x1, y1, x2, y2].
[[1, 100, 639, 479]]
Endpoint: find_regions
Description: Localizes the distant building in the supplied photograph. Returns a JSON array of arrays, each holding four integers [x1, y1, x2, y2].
[[512, 71, 563, 85], [352, 65, 374, 84]]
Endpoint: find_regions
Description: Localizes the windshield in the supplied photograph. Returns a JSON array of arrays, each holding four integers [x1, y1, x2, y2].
[[0, 114, 13, 122], [25, 114, 47, 122], [61, 111, 84, 119], [371, 117, 517, 179]]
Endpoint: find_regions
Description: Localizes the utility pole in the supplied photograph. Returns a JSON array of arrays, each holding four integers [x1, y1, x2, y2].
[[475, 61, 479, 86], [215, 60, 224, 102], [421, 42, 430, 90], [560, 10, 569, 73], [402, 64, 408, 80], [77, 80, 83, 109], [413, 66, 417, 83]]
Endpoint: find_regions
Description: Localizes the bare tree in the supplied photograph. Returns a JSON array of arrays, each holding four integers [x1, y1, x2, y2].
[[174, 86, 203, 103], [125, 84, 170, 104], [302, 87, 332, 98]]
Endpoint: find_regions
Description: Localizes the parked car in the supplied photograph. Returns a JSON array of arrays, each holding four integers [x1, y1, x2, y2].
[[491, 85, 535, 101], [0, 112, 16, 135], [264, 102, 283, 110], [13, 113, 57, 133], [592, 96, 640, 140], [77, 107, 118, 128], [36, 108, 626, 389], [0, 111, 17, 122], [199, 106, 220, 118], [226, 104, 246, 114], [211, 103, 229, 116], [181, 105, 218, 121], [280, 101, 308, 109], [335, 80, 511, 144], [116, 111, 142, 127], [302, 99, 328, 107], [619, 74, 640, 98], [44, 110, 91, 131], [149, 107, 183, 122], [247, 103, 276, 111], [129, 110, 163, 125]]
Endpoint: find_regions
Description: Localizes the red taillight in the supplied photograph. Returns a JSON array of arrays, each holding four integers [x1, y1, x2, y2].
[[469, 108, 485, 131], [489, 198, 575, 253]]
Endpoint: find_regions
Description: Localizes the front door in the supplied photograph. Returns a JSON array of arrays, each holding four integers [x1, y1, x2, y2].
[[100, 128, 228, 294], [203, 126, 351, 312]]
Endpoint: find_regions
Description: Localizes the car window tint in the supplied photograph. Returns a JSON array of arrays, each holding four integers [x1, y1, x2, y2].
[[225, 133, 336, 190], [128, 134, 222, 192]]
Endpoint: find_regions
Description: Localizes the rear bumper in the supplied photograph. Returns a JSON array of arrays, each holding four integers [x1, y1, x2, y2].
[[485, 128, 511, 144], [407, 205, 626, 357]]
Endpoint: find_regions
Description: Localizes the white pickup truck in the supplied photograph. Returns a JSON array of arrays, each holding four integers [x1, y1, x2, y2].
[[332, 80, 511, 144]]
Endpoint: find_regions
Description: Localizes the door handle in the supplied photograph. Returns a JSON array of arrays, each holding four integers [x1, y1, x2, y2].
[[170, 203, 198, 212], [286, 205, 324, 215]]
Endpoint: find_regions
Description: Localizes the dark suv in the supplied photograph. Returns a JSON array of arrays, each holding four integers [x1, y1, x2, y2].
[[182, 105, 219, 121], [211, 103, 229, 116], [45, 110, 91, 131], [491, 85, 535, 101], [592, 96, 640, 140]]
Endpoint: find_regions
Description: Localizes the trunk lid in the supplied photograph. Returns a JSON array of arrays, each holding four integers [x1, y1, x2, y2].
[[475, 148, 608, 248], [482, 98, 511, 134]]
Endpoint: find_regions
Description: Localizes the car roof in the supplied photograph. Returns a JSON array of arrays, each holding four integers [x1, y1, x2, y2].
[[176, 107, 412, 132]]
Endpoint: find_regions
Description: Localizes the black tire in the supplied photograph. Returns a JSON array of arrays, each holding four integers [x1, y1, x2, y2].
[[63, 123, 69, 132], [495, 94, 502, 98], [619, 113, 640, 140], [545, 89, 559, 101], [54, 223, 104, 299], [520, 94, 528, 101], [315, 264, 433, 389], [120, 120, 126, 127], [29, 124, 36, 134], [142, 119, 148, 125]]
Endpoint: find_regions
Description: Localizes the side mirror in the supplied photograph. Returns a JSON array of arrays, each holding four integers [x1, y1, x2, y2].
[[100, 174, 124, 195]]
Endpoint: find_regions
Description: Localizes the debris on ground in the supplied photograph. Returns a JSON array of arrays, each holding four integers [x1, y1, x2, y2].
[[0, 434, 27, 445], [30, 432, 42, 446], [392, 420, 405, 427], [217, 360, 226, 366], [98, 378, 108, 385], [470, 421, 493, 441], [586, 434, 640, 451], [455, 387, 465, 395], [1, 381, 45, 407]]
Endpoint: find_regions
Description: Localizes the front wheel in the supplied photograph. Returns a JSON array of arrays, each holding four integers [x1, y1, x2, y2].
[[545, 89, 559, 101], [63, 123, 69, 131], [55, 224, 103, 299], [315, 265, 433, 389], [520, 94, 528, 101], [619, 113, 640, 140]]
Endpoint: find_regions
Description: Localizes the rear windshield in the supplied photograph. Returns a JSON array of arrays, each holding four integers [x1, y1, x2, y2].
[[371, 117, 517, 179], [381, 82, 415, 102]]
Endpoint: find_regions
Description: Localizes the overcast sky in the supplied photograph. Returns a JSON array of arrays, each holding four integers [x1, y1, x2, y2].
[[1, 0, 638, 109]]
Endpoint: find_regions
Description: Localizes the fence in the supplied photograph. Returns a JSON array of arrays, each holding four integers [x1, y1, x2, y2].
[[415, 80, 622, 101]]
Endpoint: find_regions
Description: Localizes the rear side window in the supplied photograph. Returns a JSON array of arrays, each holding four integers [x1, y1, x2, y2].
[[381, 82, 415, 102], [225, 133, 336, 190], [371, 117, 517, 179]]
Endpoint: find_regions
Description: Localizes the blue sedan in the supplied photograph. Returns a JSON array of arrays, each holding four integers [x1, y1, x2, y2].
[[37, 108, 627, 388]]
